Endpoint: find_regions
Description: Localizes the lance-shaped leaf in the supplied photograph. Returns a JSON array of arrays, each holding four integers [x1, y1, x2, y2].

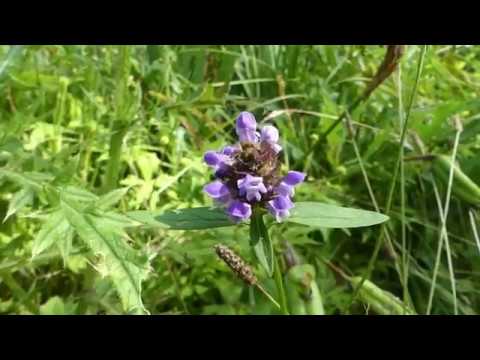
[[0, 169, 53, 191], [287, 202, 389, 228], [61, 196, 149, 314], [31, 209, 71, 258], [4, 187, 34, 222], [96, 187, 130, 210], [126, 207, 234, 230]]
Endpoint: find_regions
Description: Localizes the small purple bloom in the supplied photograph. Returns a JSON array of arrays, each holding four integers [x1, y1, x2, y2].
[[261, 125, 279, 143], [227, 200, 252, 222], [204, 181, 231, 203], [237, 174, 267, 202], [236, 112, 258, 143], [222, 145, 238, 156], [275, 171, 306, 197], [204, 151, 222, 166], [275, 181, 295, 197], [283, 171, 306, 186], [204, 150, 233, 178], [214, 163, 231, 178], [260, 125, 282, 153], [267, 195, 294, 223]]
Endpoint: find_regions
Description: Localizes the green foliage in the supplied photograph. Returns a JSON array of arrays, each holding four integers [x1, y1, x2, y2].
[[1, 45, 480, 315], [288, 202, 389, 228]]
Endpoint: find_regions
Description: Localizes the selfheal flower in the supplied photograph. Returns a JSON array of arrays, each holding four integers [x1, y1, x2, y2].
[[236, 112, 258, 143], [222, 145, 238, 156], [267, 195, 294, 222], [204, 181, 231, 204], [203, 111, 306, 223], [260, 125, 279, 143], [227, 200, 252, 222], [275, 171, 306, 198], [203, 150, 233, 178], [237, 174, 267, 202], [204, 151, 223, 166], [283, 171, 306, 185], [260, 125, 282, 153]]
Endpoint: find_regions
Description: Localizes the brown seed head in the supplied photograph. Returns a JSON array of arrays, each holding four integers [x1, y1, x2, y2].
[[214, 244, 257, 286]]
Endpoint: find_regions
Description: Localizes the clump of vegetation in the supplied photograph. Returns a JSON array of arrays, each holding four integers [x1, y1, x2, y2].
[[1, 45, 480, 315]]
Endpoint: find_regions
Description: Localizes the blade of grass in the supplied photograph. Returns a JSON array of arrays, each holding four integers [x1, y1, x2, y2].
[[426, 118, 463, 315], [350, 45, 427, 308]]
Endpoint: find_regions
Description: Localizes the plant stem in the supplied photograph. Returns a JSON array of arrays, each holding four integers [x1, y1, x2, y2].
[[103, 46, 130, 193], [273, 253, 289, 315], [103, 124, 127, 193], [256, 284, 281, 310]]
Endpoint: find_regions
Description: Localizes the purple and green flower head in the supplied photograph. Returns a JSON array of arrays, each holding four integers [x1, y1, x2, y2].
[[203, 112, 306, 223]]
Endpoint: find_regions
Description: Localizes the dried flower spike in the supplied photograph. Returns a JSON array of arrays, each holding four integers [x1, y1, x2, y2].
[[214, 244, 281, 309], [214, 244, 257, 286]]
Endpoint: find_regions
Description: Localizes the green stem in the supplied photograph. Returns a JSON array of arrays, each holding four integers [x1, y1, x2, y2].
[[103, 125, 127, 193], [103, 46, 131, 193], [273, 253, 289, 315]]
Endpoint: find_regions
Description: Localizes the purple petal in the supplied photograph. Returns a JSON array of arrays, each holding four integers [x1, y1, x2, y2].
[[270, 195, 294, 210], [236, 112, 258, 143], [271, 143, 282, 154], [275, 182, 294, 197], [237, 129, 258, 143], [204, 181, 230, 199], [283, 171, 306, 186], [236, 112, 257, 130], [214, 163, 231, 178], [261, 125, 279, 143], [269, 209, 290, 222], [227, 200, 252, 221], [246, 190, 262, 202], [204, 151, 221, 166], [267, 195, 294, 222], [237, 174, 267, 202], [222, 145, 238, 156]]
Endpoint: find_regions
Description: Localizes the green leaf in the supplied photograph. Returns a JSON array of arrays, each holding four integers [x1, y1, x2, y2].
[[126, 207, 234, 230], [39, 296, 78, 315], [60, 186, 99, 203], [60, 196, 149, 314], [94, 211, 142, 231], [250, 211, 274, 277], [32, 210, 71, 258], [0, 169, 53, 191], [288, 202, 389, 228], [3, 187, 34, 222], [96, 187, 129, 210]]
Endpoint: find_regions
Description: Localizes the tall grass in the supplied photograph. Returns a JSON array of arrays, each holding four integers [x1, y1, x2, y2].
[[0, 45, 479, 314]]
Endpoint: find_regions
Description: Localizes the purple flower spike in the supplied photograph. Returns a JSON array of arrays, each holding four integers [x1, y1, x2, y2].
[[204, 181, 231, 203], [283, 171, 306, 186], [236, 112, 258, 143], [267, 195, 294, 223], [237, 174, 267, 202], [203, 111, 306, 223], [227, 200, 252, 222]]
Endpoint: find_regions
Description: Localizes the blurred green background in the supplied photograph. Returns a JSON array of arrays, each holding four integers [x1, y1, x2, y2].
[[1, 45, 480, 315]]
